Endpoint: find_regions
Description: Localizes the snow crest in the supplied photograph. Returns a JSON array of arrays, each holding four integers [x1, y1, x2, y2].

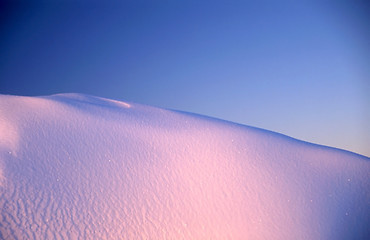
[[0, 94, 369, 239]]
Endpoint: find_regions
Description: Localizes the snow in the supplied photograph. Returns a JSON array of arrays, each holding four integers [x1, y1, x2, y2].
[[0, 93, 369, 239]]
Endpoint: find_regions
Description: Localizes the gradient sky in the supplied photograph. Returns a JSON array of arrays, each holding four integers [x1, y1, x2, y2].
[[1, 0, 369, 157]]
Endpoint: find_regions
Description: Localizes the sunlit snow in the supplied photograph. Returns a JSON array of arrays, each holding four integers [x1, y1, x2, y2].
[[0, 93, 369, 239]]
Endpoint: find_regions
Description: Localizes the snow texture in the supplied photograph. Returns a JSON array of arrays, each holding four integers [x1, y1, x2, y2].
[[0, 93, 369, 239]]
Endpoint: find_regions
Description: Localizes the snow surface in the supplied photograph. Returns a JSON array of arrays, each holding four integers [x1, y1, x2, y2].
[[0, 93, 369, 239]]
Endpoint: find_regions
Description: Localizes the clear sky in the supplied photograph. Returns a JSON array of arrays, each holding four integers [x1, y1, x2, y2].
[[1, 0, 369, 157]]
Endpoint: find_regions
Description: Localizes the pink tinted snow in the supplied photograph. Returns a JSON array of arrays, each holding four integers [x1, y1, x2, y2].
[[0, 94, 369, 239]]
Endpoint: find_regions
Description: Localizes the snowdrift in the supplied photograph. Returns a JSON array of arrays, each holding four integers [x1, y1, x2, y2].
[[0, 93, 369, 239]]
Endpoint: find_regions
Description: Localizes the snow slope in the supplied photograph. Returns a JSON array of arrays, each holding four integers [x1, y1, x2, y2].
[[0, 93, 369, 239]]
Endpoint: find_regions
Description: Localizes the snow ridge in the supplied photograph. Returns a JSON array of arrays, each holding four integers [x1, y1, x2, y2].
[[0, 94, 369, 239]]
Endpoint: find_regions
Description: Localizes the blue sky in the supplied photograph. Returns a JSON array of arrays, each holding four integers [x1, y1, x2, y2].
[[0, 0, 369, 156]]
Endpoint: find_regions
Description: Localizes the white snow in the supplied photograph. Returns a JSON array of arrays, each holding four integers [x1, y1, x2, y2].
[[0, 93, 369, 239]]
